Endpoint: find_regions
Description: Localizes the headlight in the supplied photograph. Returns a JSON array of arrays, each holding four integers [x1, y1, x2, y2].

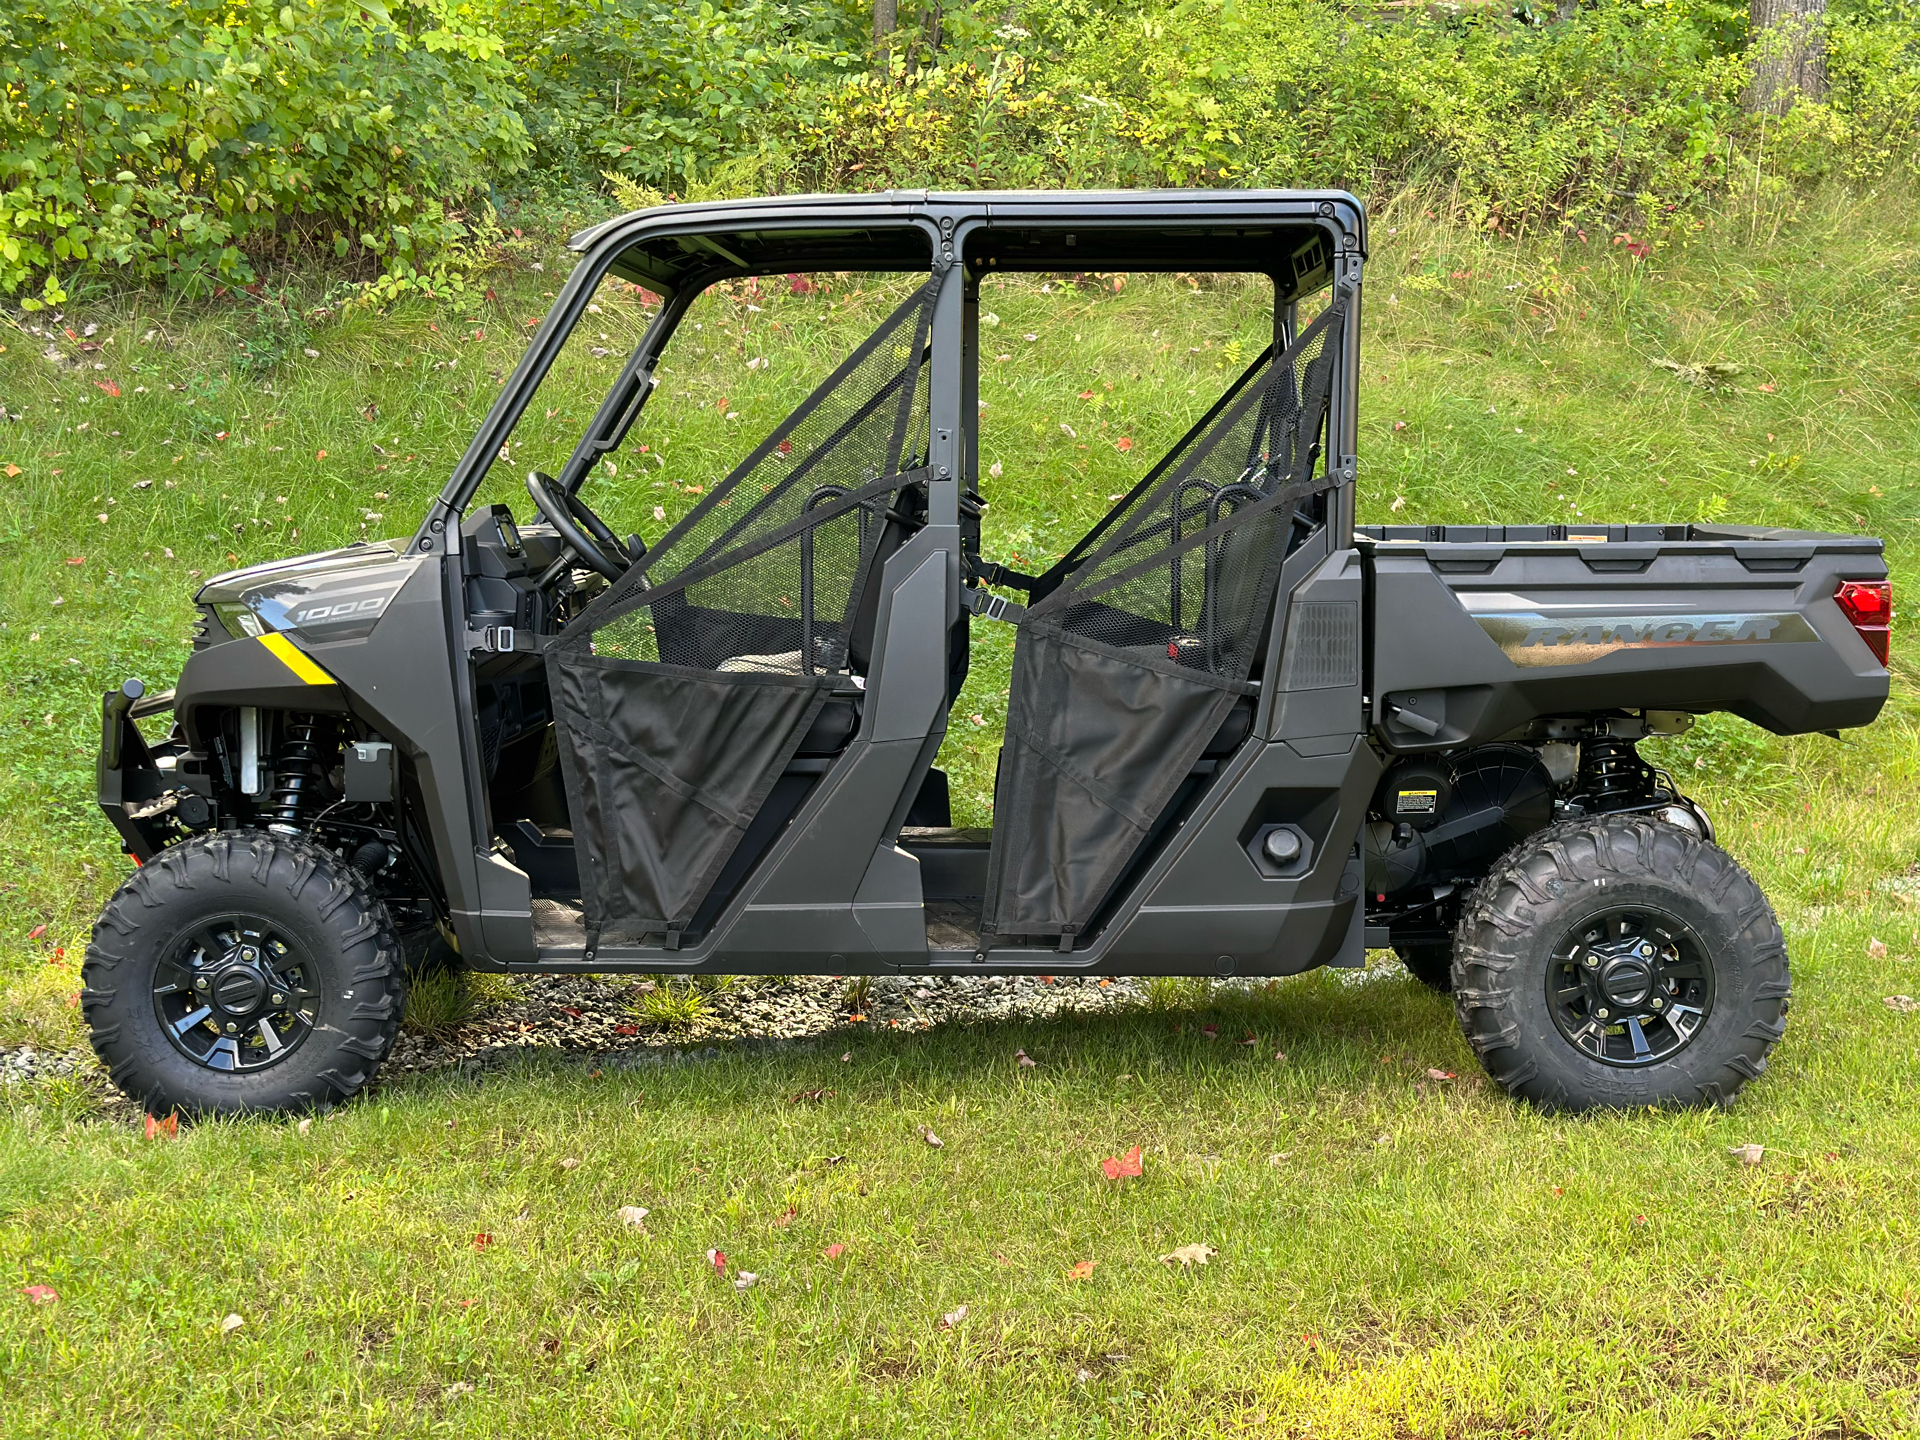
[[213, 602, 267, 639]]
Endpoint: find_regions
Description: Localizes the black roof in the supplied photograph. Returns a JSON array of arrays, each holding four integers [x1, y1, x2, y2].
[[568, 189, 1364, 300]]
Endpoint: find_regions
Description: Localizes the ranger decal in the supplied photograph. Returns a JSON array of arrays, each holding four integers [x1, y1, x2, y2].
[[1473, 611, 1819, 668]]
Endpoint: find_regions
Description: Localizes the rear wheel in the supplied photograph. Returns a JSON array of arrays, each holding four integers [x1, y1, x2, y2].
[[1394, 943, 1454, 993], [1453, 815, 1788, 1112], [82, 832, 405, 1118]]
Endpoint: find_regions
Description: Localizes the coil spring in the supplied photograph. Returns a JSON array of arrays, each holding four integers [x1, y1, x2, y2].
[[1579, 736, 1647, 807], [267, 714, 336, 833]]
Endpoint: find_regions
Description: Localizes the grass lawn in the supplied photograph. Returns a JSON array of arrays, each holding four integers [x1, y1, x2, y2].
[[2, 189, 1919, 1436]]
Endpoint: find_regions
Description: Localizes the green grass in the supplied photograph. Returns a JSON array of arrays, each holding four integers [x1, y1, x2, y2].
[[3, 187, 1920, 1435]]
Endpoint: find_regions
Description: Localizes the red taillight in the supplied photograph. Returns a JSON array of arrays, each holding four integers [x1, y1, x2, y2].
[[1835, 578, 1892, 666]]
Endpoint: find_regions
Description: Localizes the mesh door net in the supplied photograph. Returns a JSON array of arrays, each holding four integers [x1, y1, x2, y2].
[[546, 279, 937, 940], [982, 297, 1345, 942]]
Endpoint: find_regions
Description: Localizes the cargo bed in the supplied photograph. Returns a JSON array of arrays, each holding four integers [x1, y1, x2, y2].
[[1358, 523, 1889, 746]]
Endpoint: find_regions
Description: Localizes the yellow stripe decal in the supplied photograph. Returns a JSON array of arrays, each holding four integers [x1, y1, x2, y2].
[[259, 632, 335, 685]]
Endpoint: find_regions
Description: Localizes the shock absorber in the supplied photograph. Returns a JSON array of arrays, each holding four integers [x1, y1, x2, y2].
[[267, 714, 337, 835], [1578, 735, 1651, 810]]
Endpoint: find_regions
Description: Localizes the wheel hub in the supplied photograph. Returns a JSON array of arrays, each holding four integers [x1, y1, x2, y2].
[[1548, 906, 1714, 1067], [209, 959, 269, 1016], [1597, 953, 1654, 1008]]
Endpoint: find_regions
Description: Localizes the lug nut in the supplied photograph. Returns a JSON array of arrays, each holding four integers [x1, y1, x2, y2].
[[271, 993, 285, 1006], [1651, 998, 1664, 1009], [224, 1022, 238, 1034], [195, 976, 209, 990], [1596, 1007, 1610, 1020]]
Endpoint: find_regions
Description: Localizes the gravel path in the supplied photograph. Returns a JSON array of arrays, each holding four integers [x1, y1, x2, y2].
[[385, 971, 1152, 1076], [5, 972, 1158, 1093]]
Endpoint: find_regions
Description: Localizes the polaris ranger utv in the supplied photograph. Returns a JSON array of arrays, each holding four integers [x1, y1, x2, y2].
[[86, 190, 1891, 1118]]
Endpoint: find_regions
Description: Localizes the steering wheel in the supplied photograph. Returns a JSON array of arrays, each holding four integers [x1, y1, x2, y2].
[[526, 470, 627, 582]]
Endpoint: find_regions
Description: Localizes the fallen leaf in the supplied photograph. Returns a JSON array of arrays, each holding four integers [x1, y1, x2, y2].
[[559, 1157, 582, 1170], [1239, 1033, 1257, 1047], [940, 1303, 968, 1329], [1390, 495, 1407, 511], [707, 1248, 727, 1274], [1015, 1049, 1037, 1068], [472, 1232, 493, 1251], [1392, 420, 1407, 432], [22, 1285, 57, 1305], [1883, 995, 1917, 1013], [145, 1113, 178, 1141], [1728, 1143, 1765, 1166], [733, 1271, 760, 1291], [1200, 1024, 1218, 1040], [1065, 1260, 1098, 1281], [1425, 1068, 1457, 1082], [63, 556, 83, 566], [296, 1117, 313, 1136], [1159, 1243, 1216, 1268], [220, 1313, 245, 1335], [824, 1242, 847, 1260], [1267, 1152, 1292, 1166], [715, 397, 729, 413], [1116, 436, 1134, 451], [3, 464, 20, 477], [840, 1051, 852, 1063], [1101, 1145, 1144, 1181], [1272, 1050, 1288, 1062], [27, 924, 46, 941], [772, 1206, 798, 1228], [1868, 938, 1889, 959], [95, 380, 120, 397], [617, 1205, 650, 1228], [919, 1125, 944, 1148]]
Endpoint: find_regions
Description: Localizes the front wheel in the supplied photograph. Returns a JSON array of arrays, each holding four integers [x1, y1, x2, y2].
[[82, 832, 405, 1118], [1453, 815, 1789, 1112]]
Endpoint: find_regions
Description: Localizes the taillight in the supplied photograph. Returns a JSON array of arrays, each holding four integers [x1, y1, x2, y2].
[[1834, 578, 1891, 666]]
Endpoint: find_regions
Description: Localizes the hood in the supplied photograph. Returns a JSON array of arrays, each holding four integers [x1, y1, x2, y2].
[[195, 541, 423, 644]]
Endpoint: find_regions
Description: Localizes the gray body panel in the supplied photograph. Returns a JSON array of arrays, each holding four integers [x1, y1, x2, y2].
[[1364, 524, 1888, 747]]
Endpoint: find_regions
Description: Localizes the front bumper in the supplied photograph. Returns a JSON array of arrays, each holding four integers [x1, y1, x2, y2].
[[97, 680, 188, 861]]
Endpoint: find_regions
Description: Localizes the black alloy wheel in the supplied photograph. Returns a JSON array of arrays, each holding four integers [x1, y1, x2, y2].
[[1546, 906, 1713, 1067], [151, 916, 319, 1073]]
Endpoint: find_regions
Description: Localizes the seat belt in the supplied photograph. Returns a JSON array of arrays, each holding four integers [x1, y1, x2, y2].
[[960, 587, 1025, 624]]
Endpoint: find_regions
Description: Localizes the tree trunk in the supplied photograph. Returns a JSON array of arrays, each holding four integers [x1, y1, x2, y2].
[[874, 0, 898, 67], [1746, 0, 1827, 115]]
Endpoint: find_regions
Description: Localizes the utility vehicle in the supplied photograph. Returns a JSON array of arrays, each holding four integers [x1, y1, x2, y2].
[[86, 190, 1891, 1117]]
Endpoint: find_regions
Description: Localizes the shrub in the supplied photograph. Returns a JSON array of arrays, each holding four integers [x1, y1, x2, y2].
[[0, 0, 531, 306], [500, 0, 862, 194], [776, 0, 1920, 228]]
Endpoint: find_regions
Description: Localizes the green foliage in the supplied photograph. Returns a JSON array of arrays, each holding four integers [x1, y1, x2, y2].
[[499, 0, 862, 194], [402, 967, 516, 1040], [631, 977, 710, 1029], [0, 0, 531, 305], [773, 0, 1920, 226]]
